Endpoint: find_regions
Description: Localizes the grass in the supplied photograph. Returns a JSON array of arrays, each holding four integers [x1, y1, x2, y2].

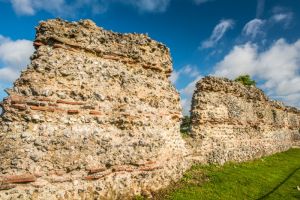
[[151, 148, 300, 200]]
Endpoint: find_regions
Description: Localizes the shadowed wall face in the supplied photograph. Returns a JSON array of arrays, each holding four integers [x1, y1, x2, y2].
[[0, 19, 189, 199], [190, 77, 300, 164]]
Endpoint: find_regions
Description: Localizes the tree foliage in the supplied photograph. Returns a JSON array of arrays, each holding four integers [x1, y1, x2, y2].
[[234, 75, 256, 86], [180, 115, 191, 135]]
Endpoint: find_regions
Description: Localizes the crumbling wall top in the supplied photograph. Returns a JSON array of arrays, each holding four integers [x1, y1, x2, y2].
[[195, 76, 268, 102], [35, 18, 172, 76], [195, 76, 300, 113]]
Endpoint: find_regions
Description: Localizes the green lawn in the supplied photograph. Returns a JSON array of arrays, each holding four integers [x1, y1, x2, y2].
[[153, 148, 300, 200]]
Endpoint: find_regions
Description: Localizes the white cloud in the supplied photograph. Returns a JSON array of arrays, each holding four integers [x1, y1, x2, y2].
[[277, 93, 300, 108], [11, 0, 35, 15], [194, 0, 214, 5], [213, 43, 257, 79], [0, 68, 20, 82], [270, 12, 293, 28], [8, 0, 170, 16], [0, 35, 10, 44], [169, 65, 202, 115], [0, 35, 34, 82], [180, 75, 202, 97], [200, 19, 234, 49], [180, 75, 203, 115], [240, 8, 293, 41], [213, 38, 300, 108], [272, 13, 290, 22], [242, 19, 265, 39], [169, 65, 200, 84], [10, 0, 70, 16], [269, 6, 293, 28], [127, 0, 170, 13], [170, 70, 179, 84], [181, 65, 200, 78]]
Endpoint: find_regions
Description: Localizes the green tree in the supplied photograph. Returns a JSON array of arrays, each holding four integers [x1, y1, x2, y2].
[[180, 116, 191, 135], [234, 75, 256, 86]]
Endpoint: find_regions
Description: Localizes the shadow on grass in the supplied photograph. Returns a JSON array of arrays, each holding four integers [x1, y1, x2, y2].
[[256, 166, 300, 200]]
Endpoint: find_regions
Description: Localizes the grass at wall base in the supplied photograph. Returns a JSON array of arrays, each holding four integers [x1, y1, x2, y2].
[[136, 148, 300, 200]]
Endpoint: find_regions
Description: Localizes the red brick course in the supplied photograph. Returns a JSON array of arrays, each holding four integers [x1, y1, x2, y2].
[[67, 110, 79, 114], [139, 165, 162, 171], [2, 174, 36, 184], [33, 41, 44, 48], [11, 104, 27, 111], [89, 110, 101, 115], [87, 167, 106, 174], [57, 100, 84, 105]]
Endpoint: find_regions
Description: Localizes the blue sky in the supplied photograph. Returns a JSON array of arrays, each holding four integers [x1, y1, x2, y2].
[[0, 0, 300, 114]]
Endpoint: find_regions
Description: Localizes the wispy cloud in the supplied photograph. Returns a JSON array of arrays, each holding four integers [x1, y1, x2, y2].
[[241, 7, 294, 41], [194, 0, 214, 5], [270, 9, 293, 28], [11, 0, 35, 15], [127, 0, 170, 13], [242, 18, 265, 39], [10, 0, 73, 16], [170, 65, 200, 84], [8, 0, 171, 16], [256, 0, 265, 18], [200, 19, 234, 49], [271, 13, 292, 23], [170, 70, 180, 84], [213, 39, 300, 108]]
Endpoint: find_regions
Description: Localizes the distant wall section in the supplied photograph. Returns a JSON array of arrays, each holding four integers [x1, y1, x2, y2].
[[190, 77, 300, 164]]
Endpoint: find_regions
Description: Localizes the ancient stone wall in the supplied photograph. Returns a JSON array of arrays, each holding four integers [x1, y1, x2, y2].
[[1, 18, 300, 199], [190, 77, 300, 164], [0, 19, 189, 199]]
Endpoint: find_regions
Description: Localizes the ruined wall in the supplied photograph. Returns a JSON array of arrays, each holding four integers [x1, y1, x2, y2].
[[0, 19, 189, 199], [190, 77, 300, 164]]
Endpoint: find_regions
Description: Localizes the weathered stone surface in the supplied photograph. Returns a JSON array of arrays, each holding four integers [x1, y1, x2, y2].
[[2, 18, 299, 200], [189, 76, 300, 164], [0, 18, 189, 199]]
